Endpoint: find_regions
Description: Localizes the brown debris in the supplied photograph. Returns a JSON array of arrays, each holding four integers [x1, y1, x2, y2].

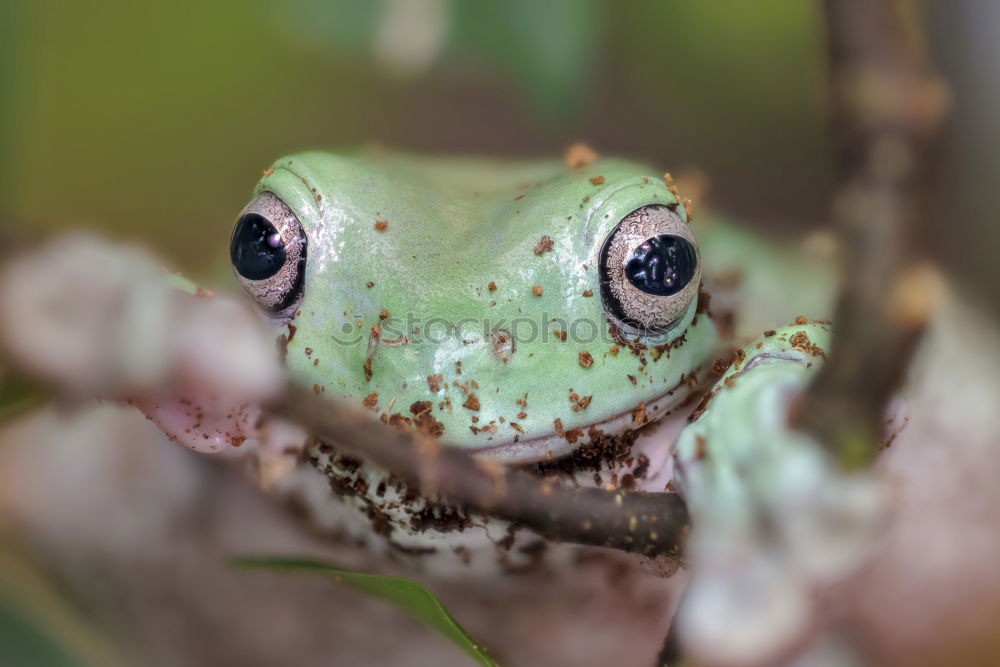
[[682, 198, 695, 222], [534, 426, 638, 477], [564, 142, 598, 168], [789, 330, 827, 358], [533, 235, 554, 255], [569, 392, 592, 412], [578, 351, 594, 368], [663, 172, 682, 203], [410, 401, 444, 437], [712, 356, 732, 375], [409, 401, 432, 416], [651, 331, 687, 362], [631, 403, 647, 427]]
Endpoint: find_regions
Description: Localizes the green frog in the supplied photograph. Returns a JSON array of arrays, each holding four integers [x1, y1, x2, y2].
[[141, 149, 836, 575]]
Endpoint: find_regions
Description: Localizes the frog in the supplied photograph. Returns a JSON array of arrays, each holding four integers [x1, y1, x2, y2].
[[137, 149, 837, 575]]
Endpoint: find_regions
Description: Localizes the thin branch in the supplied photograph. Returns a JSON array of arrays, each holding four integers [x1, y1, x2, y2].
[[269, 384, 690, 558], [796, 0, 948, 467]]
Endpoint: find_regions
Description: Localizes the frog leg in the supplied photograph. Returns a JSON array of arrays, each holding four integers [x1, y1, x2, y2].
[[668, 323, 886, 665]]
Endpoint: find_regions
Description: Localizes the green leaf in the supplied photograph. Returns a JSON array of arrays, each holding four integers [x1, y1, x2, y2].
[[0, 545, 131, 667], [0, 366, 46, 422], [231, 557, 498, 666]]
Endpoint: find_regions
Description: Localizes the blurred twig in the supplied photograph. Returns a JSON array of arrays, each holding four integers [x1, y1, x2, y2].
[[270, 384, 690, 558], [796, 0, 948, 467]]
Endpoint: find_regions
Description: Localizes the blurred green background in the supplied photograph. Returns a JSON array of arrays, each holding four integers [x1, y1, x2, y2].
[[1, 0, 828, 274], [1, 0, 996, 300]]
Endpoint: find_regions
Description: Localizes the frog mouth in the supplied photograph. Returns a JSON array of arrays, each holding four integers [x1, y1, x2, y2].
[[464, 377, 703, 465]]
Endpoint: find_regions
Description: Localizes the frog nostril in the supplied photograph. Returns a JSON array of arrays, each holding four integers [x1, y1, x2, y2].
[[489, 328, 515, 363], [624, 235, 696, 296]]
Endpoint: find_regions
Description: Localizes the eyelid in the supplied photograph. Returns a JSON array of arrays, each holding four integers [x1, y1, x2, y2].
[[582, 177, 676, 253]]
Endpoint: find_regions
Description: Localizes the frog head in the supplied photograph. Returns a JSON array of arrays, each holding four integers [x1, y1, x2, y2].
[[230, 152, 718, 464]]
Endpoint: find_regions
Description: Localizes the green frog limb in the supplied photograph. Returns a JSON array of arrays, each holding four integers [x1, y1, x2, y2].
[[670, 323, 886, 664]]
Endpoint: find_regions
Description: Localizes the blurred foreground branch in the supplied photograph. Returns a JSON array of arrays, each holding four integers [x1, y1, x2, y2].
[[270, 385, 690, 558], [796, 0, 949, 467], [0, 235, 692, 560]]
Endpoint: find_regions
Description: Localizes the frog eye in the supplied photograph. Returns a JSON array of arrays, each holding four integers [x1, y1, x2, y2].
[[598, 204, 700, 335], [230, 192, 306, 315]]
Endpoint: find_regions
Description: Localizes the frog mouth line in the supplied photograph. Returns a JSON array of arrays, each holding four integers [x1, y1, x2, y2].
[[465, 379, 702, 465]]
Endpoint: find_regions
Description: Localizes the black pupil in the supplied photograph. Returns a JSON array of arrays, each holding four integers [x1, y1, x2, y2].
[[624, 234, 696, 296], [230, 213, 286, 280]]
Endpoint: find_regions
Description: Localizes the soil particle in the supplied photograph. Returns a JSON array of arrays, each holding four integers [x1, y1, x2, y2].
[[533, 236, 554, 255]]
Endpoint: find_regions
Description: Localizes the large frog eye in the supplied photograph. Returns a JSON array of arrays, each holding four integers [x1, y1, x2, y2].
[[598, 204, 700, 335], [230, 192, 306, 315]]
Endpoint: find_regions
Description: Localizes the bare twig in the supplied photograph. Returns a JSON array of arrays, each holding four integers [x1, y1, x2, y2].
[[796, 0, 948, 467], [269, 384, 690, 558]]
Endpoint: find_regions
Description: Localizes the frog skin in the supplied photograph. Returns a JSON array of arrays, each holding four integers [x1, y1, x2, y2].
[[141, 151, 836, 575], [669, 321, 895, 664]]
